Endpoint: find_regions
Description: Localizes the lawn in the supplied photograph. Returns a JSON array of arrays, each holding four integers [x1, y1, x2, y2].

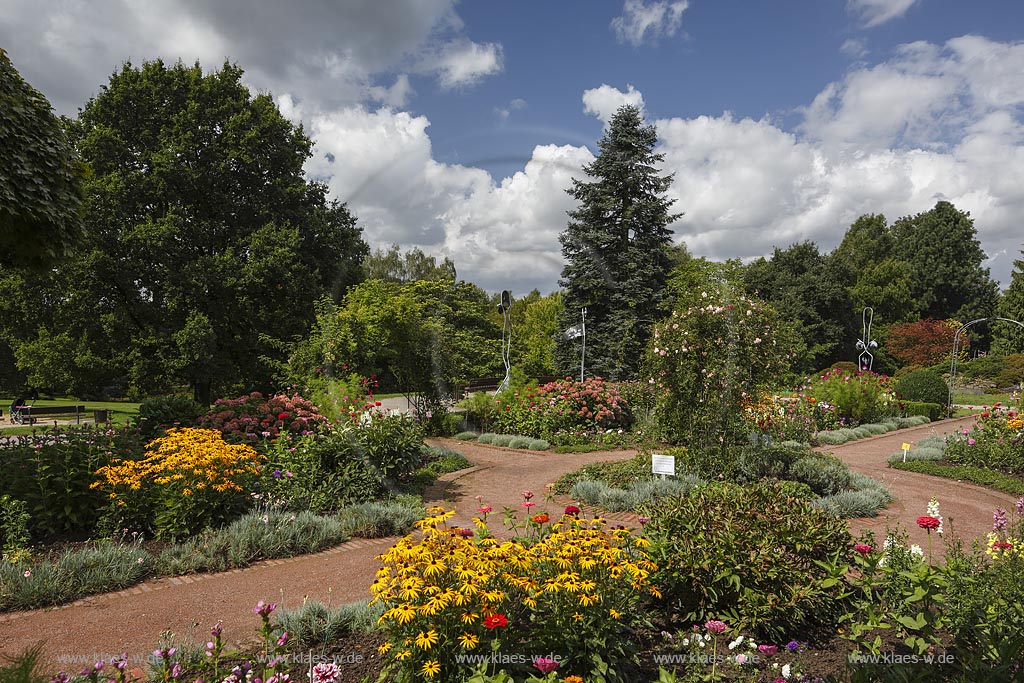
[[951, 391, 1020, 406], [1, 397, 140, 434]]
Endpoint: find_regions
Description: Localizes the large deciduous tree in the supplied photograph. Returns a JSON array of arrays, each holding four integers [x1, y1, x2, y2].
[[893, 201, 999, 323], [2, 60, 366, 401], [557, 105, 681, 381], [742, 241, 855, 373], [0, 48, 86, 270], [885, 318, 967, 368], [831, 214, 915, 325]]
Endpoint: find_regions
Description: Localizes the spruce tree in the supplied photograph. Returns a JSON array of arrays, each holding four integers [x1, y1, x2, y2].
[[992, 250, 1024, 355], [556, 105, 680, 380]]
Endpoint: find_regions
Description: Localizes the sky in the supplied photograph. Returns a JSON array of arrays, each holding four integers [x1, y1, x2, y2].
[[3, 0, 1024, 296]]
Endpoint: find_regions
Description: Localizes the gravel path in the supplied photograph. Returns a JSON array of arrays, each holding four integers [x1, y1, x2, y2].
[[1, 419, 1015, 671]]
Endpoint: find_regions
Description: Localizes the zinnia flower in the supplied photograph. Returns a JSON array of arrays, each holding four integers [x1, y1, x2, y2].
[[854, 543, 872, 554], [564, 504, 580, 515], [532, 513, 550, 524], [533, 658, 559, 674], [483, 614, 508, 629], [917, 516, 941, 530], [705, 620, 727, 634], [758, 644, 778, 656]]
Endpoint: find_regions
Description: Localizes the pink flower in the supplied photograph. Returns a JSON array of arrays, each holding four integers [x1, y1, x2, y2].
[[705, 620, 727, 634], [532, 658, 559, 674], [477, 505, 492, 514], [854, 543, 872, 554], [522, 490, 534, 500], [758, 645, 778, 656], [522, 501, 536, 509]]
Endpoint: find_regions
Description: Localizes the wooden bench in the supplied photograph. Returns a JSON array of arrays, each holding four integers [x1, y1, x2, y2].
[[19, 405, 87, 425]]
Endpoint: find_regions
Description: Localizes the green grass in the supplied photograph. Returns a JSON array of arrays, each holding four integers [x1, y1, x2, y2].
[[1, 398, 140, 435], [890, 460, 1024, 496], [952, 392, 1020, 406]]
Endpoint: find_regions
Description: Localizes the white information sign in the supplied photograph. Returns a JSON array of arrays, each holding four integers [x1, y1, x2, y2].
[[651, 453, 676, 477]]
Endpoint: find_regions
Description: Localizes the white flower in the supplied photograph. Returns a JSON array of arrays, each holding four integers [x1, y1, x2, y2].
[[926, 497, 944, 535], [782, 664, 792, 679], [911, 544, 924, 557], [728, 636, 744, 650]]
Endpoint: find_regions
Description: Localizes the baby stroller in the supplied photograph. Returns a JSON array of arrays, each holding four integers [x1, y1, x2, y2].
[[9, 398, 30, 425]]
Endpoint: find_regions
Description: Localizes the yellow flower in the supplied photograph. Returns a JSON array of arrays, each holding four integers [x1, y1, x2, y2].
[[609, 608, 622, 619], [394, 650, 411, 661], [415, 629, 439, 650], [420, 660, 441, 678], [377, 642, 392, 655], [458, 632, 479, 649]]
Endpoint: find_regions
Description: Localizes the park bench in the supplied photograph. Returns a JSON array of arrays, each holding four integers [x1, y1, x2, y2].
[[17, 405, 87, 425]]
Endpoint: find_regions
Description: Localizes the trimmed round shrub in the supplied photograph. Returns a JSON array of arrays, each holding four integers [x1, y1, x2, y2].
[[476, 433, 498, 444], [646, 480, 850, 640], [490, 434, 514, 447], [507, 436, 534, 449], [527, 438, 551, 451], [354, 412, 424, 481], [135, 395, 205, 437], [895, 368, 950, 406], [454, 431, 478, 441]]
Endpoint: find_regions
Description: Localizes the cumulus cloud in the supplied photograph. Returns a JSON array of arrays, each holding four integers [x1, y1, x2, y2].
[[611, 0, 689, 46], [0, 0, 498, 113], [582, 84, 645, 123], [418, 38, 504, 89], [847, 0, 919, 28]]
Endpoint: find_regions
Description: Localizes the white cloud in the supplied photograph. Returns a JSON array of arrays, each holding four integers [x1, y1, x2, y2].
[[582, 84, 645, 124], [847, 0, 918, 28], [840, 38, 869, 59], [368, 75, 414, 108], [419, 39, 504, 89], [611, 0, 689, 46], [495, 97, 527, 122]]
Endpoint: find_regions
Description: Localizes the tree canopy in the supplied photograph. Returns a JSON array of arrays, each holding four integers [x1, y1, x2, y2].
[[0, 60, 366, 401], [992, 250, 1024, 355], [362, 244, 457, 283], [557, 105, 681, 380], [0, 48, 86, 270]]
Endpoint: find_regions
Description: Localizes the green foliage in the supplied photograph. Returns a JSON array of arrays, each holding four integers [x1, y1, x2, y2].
[[646, 290, 788, 452], [832, 214, 916, 326], [734, 440, 806, 482], [0, 425, 145, 537], [891, 461, 1024, 496], [893, 200, 999, 324], [557, 104, 680, 380], [992, 252, 1024, 356], [492, 377, 631, 440], [0, 495, 30, 559], [0, 48, 86, 271], [646, 480, 850, 640], [742, 241, 855, 373], [570, 476, 703, 512], [354, 411, 425, 481], [944, 410, 1024, 472], [296, 279, 501, 429], [0, 643, 49, 683], [812, 473, 894, 518], [895, 369, 949, 406], [902, 401, 944, 421], [259, 432, 382, 513], [552, 453, 653, 494], [362, 243, 456, 283], [808, 367, 900, 424], [134, 394, 206, 438], [508, 290, 562, 379], [454, 431, 478, 441], [6, 59, 367, 402], [458, 391, 500, 433], [788, 453, 852, 496], [489, 434, 513, 447]]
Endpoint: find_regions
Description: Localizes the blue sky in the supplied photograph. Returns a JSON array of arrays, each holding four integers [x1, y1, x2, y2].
[[3, 0, 1024, 295]]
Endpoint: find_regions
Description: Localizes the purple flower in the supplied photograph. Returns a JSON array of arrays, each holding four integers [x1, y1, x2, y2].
[[786, 640, 801, 652], [705, 620, 728, 634], [253, 600, 276, 617], [277, 631, 288, 647], [994, 508, 1008, 532], [272, 469, 282, 479], [1017, 497, 1024, 516], [171, 663, 183, 679]]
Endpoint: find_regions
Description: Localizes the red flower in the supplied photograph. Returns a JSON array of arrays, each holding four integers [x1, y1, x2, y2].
[[483, 614, 508, 629], [277, 412, 290, 420], [917, 516, 941, 530], [854, 543, 872, 554], [532, 513, 550, 524], [564, 504, 580, 515], [993, 541, 1014, 550]]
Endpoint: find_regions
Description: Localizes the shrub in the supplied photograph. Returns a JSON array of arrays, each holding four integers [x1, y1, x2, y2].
[[490, 434, 513, 447], [0, 494, 30, 559], [0, 425, 146, 537], [944, 411, 1024, 472], [259, 432, 382, 513], [808, 368, 900, 424], [492, 377, 631, 440], [812, 474, 893, 518], [371, 507, 656, 682], [354, 410, 425, 481], [476, 432, 498, 444], [199, 391, 329, 442], [458, 391, 501, 433], [646, 293, 787, 451], [895, 368, 950, 407], [902, 401, 944, 421], [735, 440, 806, 482], [527, 438, 551, 450], [507, 436, 533, 449], [552, 453, 652, 493], [134, 394, 205, 437], [646, 480, 849, 640], [887, 447, 945, 464], [789, 454, 852, 496], [662, 445, 740, 480], [997, 354, 1024, 386], [93, 427, 264, 538], [454, 431, 478, 441]]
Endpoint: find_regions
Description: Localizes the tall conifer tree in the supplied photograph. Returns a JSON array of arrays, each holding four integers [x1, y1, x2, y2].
[[556, 105, 680, 380]]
